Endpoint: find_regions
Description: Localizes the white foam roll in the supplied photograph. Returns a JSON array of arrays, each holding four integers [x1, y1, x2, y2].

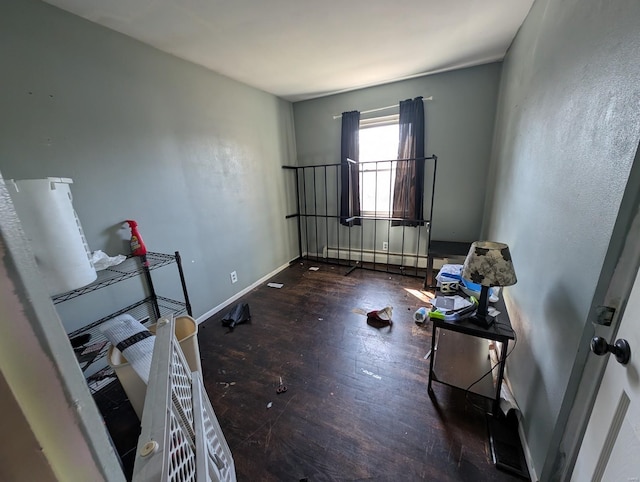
[[101, 314, 155, 384], [7, 177, 97, 295]]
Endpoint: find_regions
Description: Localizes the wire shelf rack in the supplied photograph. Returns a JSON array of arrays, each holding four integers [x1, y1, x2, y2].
[[52, 252, 178, 304], [68, 296, 187, 372]]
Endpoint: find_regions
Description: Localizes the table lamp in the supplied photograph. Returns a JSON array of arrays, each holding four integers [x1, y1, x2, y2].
[[462, 241, 517, 328]]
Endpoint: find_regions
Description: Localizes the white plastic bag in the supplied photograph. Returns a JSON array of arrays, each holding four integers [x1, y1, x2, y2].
[[91, 250, 126, 271]]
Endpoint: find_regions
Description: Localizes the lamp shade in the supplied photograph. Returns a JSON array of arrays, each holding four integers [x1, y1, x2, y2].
[[462, 241, 517, 287]]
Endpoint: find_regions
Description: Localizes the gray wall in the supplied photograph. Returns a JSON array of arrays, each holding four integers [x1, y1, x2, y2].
[[293, 64, 501, 244], [484, 0, 640, 477], [0, 0, 299, 331]]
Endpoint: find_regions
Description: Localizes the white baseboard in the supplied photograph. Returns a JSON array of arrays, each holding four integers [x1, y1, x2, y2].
[[195, 259, 293, 324]]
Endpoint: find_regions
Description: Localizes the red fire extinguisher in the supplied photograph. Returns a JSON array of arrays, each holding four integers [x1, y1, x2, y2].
[[125, 220, 148, 260]]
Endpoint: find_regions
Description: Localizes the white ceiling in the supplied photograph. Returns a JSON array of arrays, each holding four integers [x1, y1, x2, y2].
[[42, 0, 534, 102]]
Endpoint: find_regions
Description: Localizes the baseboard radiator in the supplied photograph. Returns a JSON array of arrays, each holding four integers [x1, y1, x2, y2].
[[322, 246, 429, 269]]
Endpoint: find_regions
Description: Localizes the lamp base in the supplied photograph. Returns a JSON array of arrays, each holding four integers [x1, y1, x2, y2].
[[468, 314, 495, 328], [469, 285, 494, 328]]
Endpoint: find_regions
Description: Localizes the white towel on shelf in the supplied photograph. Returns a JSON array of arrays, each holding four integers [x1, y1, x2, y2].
[[100, 314, 155, 384]]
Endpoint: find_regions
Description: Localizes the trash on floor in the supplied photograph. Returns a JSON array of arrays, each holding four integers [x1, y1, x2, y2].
[[267, 401, 273, 409], [361, 368, 382, 380], [413, 307, 428, 323], [276, 376, 287, 394], [366, 306, 393, 327], [221, 302, 251, 330], [267, 282, 284, 289], [308, 267, 320, 271]]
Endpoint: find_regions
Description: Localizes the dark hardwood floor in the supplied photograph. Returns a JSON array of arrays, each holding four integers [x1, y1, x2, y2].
[[198, 262, 523, 482], [96, 261, 526, 481]]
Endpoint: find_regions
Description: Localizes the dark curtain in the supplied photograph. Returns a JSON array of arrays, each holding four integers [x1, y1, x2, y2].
[[392, 97, 425, 226], [340, 110, 361, 226]]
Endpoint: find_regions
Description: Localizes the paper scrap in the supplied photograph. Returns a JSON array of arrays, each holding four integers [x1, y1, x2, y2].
[[309, 267, 320, 271], [267, 402, 273, 409], [267, 283, 284, 289], [361, 368, 382, 380]]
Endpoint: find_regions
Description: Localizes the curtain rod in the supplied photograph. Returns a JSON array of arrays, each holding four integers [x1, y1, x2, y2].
[[332, 96, 433, 120]]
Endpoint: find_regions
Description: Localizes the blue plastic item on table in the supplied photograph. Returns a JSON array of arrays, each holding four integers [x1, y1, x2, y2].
[[440, 272, 494, 298]]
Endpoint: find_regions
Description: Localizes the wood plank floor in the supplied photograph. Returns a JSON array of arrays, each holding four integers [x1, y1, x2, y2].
[[196, 262, 524, 481]]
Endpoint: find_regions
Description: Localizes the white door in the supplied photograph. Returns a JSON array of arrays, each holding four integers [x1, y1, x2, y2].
[[571, 265, 640, 481]]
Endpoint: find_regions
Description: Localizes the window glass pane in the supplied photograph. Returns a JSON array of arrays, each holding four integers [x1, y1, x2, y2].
[[359, 124, 398, 214]]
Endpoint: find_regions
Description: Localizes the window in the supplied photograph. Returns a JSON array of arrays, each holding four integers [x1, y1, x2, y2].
[[359, 116, 399, 217]]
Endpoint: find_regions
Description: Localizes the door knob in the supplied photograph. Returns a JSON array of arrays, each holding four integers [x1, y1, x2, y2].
[[590, 336, 631, 365]]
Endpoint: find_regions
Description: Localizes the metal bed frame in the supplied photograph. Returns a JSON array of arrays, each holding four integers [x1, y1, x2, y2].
[[283, 155, 438, 286]]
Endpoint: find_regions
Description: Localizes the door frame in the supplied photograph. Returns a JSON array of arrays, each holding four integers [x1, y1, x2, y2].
[[0, 174, 125, 481], [549, 146, 640, 481]]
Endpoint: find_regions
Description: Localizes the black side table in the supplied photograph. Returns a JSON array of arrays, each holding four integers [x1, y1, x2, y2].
[[427, 296, 515, 415]]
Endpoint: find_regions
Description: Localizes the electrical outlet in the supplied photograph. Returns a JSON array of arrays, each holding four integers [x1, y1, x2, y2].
[[382, 241, 389, 251], [230, 271, 238, 284]]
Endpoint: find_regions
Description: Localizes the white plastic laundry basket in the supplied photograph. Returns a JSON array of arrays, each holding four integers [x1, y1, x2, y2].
[[6, 177, 96, 295]]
